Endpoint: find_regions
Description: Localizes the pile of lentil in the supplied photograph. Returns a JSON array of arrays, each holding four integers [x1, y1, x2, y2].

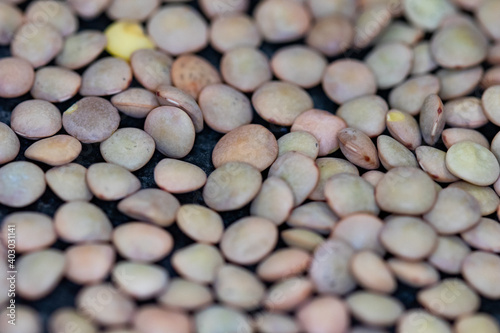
[[1, 0, 500, 332]]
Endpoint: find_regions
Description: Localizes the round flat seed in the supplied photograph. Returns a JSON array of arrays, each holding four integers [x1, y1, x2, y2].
[[144, 106, 195, 158], [170, 54, 221, 99], [112, 261, 168, 300], [306, 15, 354, 57], [199, 83, 253, 133], [397, 310, 452, 333], [307, 0, 356, 18], [104, 21, 154, 61], [17, 249, 65, 300], [54, 201, 112, 243], [113, 222, 173, 262], [11, 24, 63, 68], [67, 0, 112, 19], [253, 81, 314, 126], [254, 0, 310, 43], [411, 42, 438, 75], [117, 189, 180, 227], [156, 85, 204, 132], [310, 238, 355, 295], [45, 164, 92, 202], [111, 88, 158, 118], [297, 296, 349, 333], [377, 135, 418, 170], [107, 0, 159, 21], [446, 141, 500, 186], [277, 131, 319, 159], [291, 109, 347, 156], [0, 57, 34, 98], [350, 251, 396, 294], [377, 21, 424, 45], [199, 0, 248, 18], [264, 277, 313, 311], [389, 75, 440, 115], [271, 45, 327, 88], [1, 212, 56, 253], [87, 163, 141, 201], [209, 14, 261, 53], [482, 66, 500, 88], [347, 292, 403, 327], [133, 306, 190, 333], [309, 158, 358, 201], [172, 243, 224, 284], [428, 236, 471, 274], [417, 278, 479, 319], [450, 181, 499, 215], [203, 162, 262, 211], [221, 216, 278, 265], [337, 95, 388, 138], [353, 5, 392, 49], [416, 146, 458, 182], [338, 128, 380, 170], [158, 278, 213, 311], [442, 128, 489, 149], [423, 188, 480, 234], [154, 159, 206, 193], [282, 228, 324, 252], [254, 313, 299, 333], [176, 204, 223, 244], [100, 128, 154, 171], [147, 5, 208, 55], [462, 251, 500, 299], [332, 214, 385, 255], [76, 284, 135, 326], [221, 46, 271, 93], [269, 152, 319, 206], [380, 216, 437, 260], [403, 0, 456, 30], [25, 135, 81, 166], [476, 0, 500, 40], [386, 109, 421, 150], [212, 124, 278, 171], [288, 201, 338, 234], [488, 43, 500, 64], [195, 306, 252, 333], [455, 314, 500, 333], [25, 1, 78, 37], [80, 57, 132, 96], [0, 161, 46, 208], [0, 3, 23, 46], [31, 66, 81, 103], [322, 60, 377, 105], [215, 264, 265, 310], [388, 259, 439, 288], [0, 123, 20, 164], [438, 67, 483, 100], [362, 170, 385, 187], [56, 30, 107, 70], [376, 167, 436, 215], [431, 23, 488, 69], [130, 49, 172, 91], [257, 248, 311, 282], [366, 43, 413, 89], [419, 94, 446, 146], [65, 244, 115, 285], [49, 309, 96, 333], [63, 97, 120, 143], [445, 97, 488, 128], [482, 85, 500, 126], [250, 177, 294, 225], [325, 174, 379, 217], [11, 100, 61, 140], [462, 217, 500, 252]]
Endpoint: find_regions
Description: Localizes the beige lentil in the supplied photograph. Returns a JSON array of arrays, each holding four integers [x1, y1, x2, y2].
[[209, 14, 261, 53], [428, 236, 471, 274], [1, 212, 56, 253], [56, 30, 107, 70], [11, 24, 63, 68], [281, 228, 325, 252], [172, 243, 224, 284], [11, 99, 61, 140], [65, 244, 115, 285], [157, 278, 213, 311], [25, 135, 81, 166], [112, 261, 169, 300], [332, 213, 385, 255], [388, 259, 439, 288], [287, 201, 338, 233], [462, 251, 500, 299], [250, 177, 294, 225], [45, 164, 92, 202], [111, 88, 159, 118], [0, 57, 35, 98], [176, 204, 224, 244], [297, 296, 350, 333], [130, 49, 172, 91], [0, 122, 20, 164], [347, 292, 404, 327], [0, 161, 46, 208], [80, 57, 132, 96], [306, 15, 354, 57], [350, 251, 396, 294], [170, 54, 221, 99], [461, 217, 500, 252], [337, 95, 388, 138]]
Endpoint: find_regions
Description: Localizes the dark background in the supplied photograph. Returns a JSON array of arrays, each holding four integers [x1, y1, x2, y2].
[[1, 0, 499, 332]]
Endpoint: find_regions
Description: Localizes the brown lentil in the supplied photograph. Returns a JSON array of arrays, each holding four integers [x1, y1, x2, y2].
[[157, 278, 213, 311], [56, 30, 107, 70], [133, 306, 190, 333], [415, 146, 459, 182], [288, 201, 338, 233], [306, 15, 354, 57], [11, 24, 63, 68], [350, 251, 396, 294], [281, 228, 325, 252], [0, 57, 35, 98], [338, 128, 380, 170], [170, 54, 221, 99], [442, 128, 490, 149], [337, 95, 389, 138], [25, 135, 82, 166], [111, 88, 159, 118], [130, 48, 172, 91], [264, 277, 313, 311], [389, 75, 441, 115], [388, 259, 440, 288], [377, 134, 418, 170], [1, 212, 56, 253], [11, 99, 61, 140], [65, 244, 115, 285], [80, 57, 132, 96], [86, 163, 140, 201], [209, 14, 261, 53], [45, 164, 92, 202], [297, 296, 350, 333], [0, 122, 20, 164]]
